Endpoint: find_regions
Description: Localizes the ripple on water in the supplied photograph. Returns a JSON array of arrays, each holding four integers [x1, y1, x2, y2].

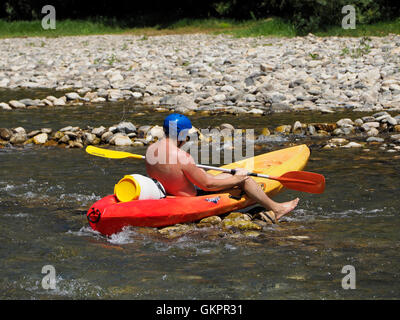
[[296, 207, 387, 220], [59, 193, 101, 206], [3, 213, 29, 218], [67, 226, 102, 238], [23, 275, 106, 299]]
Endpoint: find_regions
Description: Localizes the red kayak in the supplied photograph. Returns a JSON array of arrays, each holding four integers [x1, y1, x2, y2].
[[87, 145, 310, 236]]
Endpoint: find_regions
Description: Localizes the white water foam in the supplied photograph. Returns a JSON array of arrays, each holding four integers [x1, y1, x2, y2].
[[67, 226, 102, 238], [1, 184, 17, 191], [25, 275, 105, 298], [108, 227, 137, 245], [286, 207, 387, 222], [60, 192, 101, 206], [3, 213, 29, 218]]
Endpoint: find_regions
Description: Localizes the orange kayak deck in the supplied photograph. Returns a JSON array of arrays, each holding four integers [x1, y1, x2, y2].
[[87, 144, 310, 236]]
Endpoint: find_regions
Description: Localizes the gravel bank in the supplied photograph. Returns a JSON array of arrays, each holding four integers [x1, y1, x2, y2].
[[1, 33, 400, 114]]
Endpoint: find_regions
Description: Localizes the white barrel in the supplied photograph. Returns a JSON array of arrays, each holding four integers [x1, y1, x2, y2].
[[131, 174, 165, 200], [114, 174, 166, 202]]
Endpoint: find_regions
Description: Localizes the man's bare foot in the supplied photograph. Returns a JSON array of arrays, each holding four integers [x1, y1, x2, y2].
[[272, 198, 300, 221]]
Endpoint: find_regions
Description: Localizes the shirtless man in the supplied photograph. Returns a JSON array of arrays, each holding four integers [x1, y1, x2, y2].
[[145, 113, 299, 222]]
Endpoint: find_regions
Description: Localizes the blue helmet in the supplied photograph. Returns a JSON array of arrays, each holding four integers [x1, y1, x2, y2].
[[163, 113, 192, 140]]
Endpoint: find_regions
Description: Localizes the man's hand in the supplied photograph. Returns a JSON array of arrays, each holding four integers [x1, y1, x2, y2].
[[233, 168, 249, 176], [233, 168, 249, 184]]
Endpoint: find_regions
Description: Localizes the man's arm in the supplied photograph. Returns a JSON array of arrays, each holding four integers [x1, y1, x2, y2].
[[181, 156, 248, 191]]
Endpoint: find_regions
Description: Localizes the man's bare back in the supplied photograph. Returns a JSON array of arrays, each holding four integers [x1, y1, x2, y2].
[[146, 137, 197, 196]]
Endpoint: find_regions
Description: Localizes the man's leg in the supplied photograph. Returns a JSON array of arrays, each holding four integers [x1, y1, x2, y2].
[[240, 176, 299, 220], [214, 173, 299, 221]]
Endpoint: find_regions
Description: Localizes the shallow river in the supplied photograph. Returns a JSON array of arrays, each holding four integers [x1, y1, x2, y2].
[[0, 90, 399, 299]]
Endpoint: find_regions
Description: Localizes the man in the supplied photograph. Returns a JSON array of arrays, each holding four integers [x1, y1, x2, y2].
[[145, 113, 299, 222]]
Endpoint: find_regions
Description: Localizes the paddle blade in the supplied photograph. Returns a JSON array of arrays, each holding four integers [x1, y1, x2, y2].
[[85, 146, 144, 160], [272, 171, 325, 194]]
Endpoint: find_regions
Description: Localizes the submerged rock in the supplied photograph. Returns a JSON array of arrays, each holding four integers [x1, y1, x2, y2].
[[224, 212, 251, 221], [328, 138, 348, 146], [256, 134, 288, 144], [243, 231, 261, 237], [366, 137, 384, 143], [342, 142, 363, 148], [197, 215, 222, 228], [222, 219, 262, 231], [158, 224, 193, 238]]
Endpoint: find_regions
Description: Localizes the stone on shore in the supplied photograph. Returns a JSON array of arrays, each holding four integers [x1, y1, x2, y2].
[[0, 34, 400, 117]]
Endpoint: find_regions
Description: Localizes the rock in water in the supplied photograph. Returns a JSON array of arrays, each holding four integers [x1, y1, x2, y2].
[[33, 133, 48, 144], [113, 135, 133, 146], [222, 219, 262, 231], [92, 126, 107, 137], [342, 142, 362, 148], [10, 133, 27, 144], [117, 122, 136, 134], [197, 215, 222, 228], [65, 92, 81, 100], [0, 128, 12, 140], [0, 102, 12, 110], [8, 100, 26, 108]]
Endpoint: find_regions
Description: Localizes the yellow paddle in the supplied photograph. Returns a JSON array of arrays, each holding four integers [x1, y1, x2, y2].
[[86, 145, 145, 160], [85, 146, 325, 194]]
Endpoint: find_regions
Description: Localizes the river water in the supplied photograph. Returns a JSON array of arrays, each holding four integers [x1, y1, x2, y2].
[[0, 90, 399, 299]]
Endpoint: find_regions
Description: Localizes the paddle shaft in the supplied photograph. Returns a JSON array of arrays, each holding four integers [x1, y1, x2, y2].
[[94, 151, 268, 178], [196, 164, 316, 185], [197, 164, 266, 178]]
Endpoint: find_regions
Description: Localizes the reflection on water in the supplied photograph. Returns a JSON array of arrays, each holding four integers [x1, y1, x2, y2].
[[0, 90, 399, 299]]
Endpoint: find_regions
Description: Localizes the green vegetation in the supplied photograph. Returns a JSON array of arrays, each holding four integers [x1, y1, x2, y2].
[[106, 53, 119, 65], [0, 19, 124, 38], [2, 0, 399, 36], [0, 17, 399, 39], [314, 18, 400, 37], [309, 53, 321, 60], [340, 37, 372, 58], [222, 18, 296, 38]]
